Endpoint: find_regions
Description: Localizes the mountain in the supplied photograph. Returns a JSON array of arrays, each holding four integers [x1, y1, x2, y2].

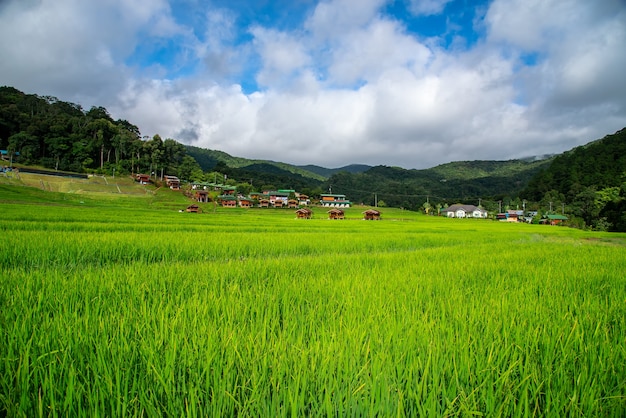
[[520, 128, 626, 231], [296, 164, 372, 178], [326, 158, 552, 211], [185, 145, 326, 181], [522, 128, 626, 201]]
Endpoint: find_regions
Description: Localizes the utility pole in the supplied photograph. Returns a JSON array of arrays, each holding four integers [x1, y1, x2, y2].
[[375, 193, 378, 207], [549, 201, 553, 212]]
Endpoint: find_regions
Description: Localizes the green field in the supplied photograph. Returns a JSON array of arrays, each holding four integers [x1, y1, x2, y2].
[[1, 179, 625, 416]]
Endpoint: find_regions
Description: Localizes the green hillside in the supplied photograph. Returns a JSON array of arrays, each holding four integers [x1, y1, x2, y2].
[[185, 145, 326, 181], [326, 158, 552, 211]]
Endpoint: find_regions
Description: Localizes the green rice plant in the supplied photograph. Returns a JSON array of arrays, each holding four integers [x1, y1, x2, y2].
[[0, 195, 625, 416]]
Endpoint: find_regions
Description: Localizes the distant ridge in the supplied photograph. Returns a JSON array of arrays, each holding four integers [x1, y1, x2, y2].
[[296, 164, 372, 178]]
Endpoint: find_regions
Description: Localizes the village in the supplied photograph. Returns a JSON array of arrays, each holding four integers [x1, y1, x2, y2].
[[135, 173, 569, 225], [137, 174, 382, 220]]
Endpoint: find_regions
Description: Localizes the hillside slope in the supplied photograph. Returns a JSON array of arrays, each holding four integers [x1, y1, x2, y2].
[[326, 158, 552, 210], [522, 128, 626, 200], [185, 146, 326, 181]]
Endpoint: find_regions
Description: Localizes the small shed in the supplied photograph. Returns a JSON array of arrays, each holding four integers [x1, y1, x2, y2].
[[239, 198, 253, 208], [328, 209, 345, 220], [259, 199, 270, 208], [363, 209, 381, 220], [274, 199, 284, 208], [296, 208, 312, 219], [287, 199, 299, 208], [186, 204, 200, 213]]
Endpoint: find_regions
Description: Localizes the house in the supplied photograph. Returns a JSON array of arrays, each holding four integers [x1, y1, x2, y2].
[[195, 190, 209, 203], [363, 209, 381, 220], [287, 199, 299, 208], [328, 209, 345, 220], [496, 213, 518, 222], [259, 199, 270, 208], [296, 208, 313, 219], [543, 214, 568, 225], [297, 193, 310, 206], [193, 183, 236, 195], [265, 191, 289, 207], [186, 204, 200, 213], [220, 196, 237, 207], [524, 211, 538, 223], [239, 198, 253, 208], [135, 174, 150, 185], [164, 175, 180, 190], [442, 204, 487, 218], [220, 186, 237, 195], [320, 194, 351, 208]]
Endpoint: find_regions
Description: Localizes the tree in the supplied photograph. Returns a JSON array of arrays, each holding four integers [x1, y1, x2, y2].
[[8, 132, 38, 164], [422, 201, 432, 214], [178, 155, 203, 182]]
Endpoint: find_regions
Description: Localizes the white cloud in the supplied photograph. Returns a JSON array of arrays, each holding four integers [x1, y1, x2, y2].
[[251, 26, 312, 88], [408, 0, 453, 16], [305, 0, 387, 40], [1, 0, 625, 169], [327, 18, 432, 85]]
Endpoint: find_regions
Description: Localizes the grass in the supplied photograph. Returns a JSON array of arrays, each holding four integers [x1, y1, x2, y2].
[[1, 179, 625, 416]]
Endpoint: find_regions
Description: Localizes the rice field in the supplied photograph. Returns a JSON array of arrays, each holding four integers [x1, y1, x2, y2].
[[1, 188, 625, 416]]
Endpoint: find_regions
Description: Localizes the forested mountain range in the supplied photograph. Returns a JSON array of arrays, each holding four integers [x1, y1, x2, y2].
[[521, 128, 626, 231], [1, 86, 624, 230], [324, 158, 552, 211]]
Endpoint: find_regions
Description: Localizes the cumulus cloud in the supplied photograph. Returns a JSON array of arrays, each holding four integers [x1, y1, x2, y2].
[[408, 0, 454, 16], [1, 0, 625, 169]]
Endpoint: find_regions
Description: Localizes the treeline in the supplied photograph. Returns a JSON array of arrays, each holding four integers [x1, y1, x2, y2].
[[0, 86, 202, 179]]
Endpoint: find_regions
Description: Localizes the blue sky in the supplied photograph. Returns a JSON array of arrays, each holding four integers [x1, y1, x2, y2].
[[1, 0, 625, 168]]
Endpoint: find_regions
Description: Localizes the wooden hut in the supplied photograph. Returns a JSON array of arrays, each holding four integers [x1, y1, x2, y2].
[[328, 208, 344, 220], [363, 209, 381, 220], [287, 199, 299, 208], [239, 198, 253, 208], [220, 196, 237, 207], [186, 204, 200, 213], [259, 199, 270, 208], [296, 208, 312, 219], [135, 173, 150, 184], [164, 175, 180, 190], [195, 190, 209, 203]]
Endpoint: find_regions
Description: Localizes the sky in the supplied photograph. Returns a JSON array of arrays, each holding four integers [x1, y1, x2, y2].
[[1, 0, 625, 169]]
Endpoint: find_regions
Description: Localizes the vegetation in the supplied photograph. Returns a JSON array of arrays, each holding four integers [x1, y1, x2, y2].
[[325, 158, 551, 211], [1, 179, 625, 416], [0, 86, 202, 179], [2, 85, 625, 230], [522, 128, 626, 231]]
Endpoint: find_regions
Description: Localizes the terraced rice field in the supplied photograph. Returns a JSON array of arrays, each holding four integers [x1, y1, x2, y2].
[[1, 186, 625, 416]]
